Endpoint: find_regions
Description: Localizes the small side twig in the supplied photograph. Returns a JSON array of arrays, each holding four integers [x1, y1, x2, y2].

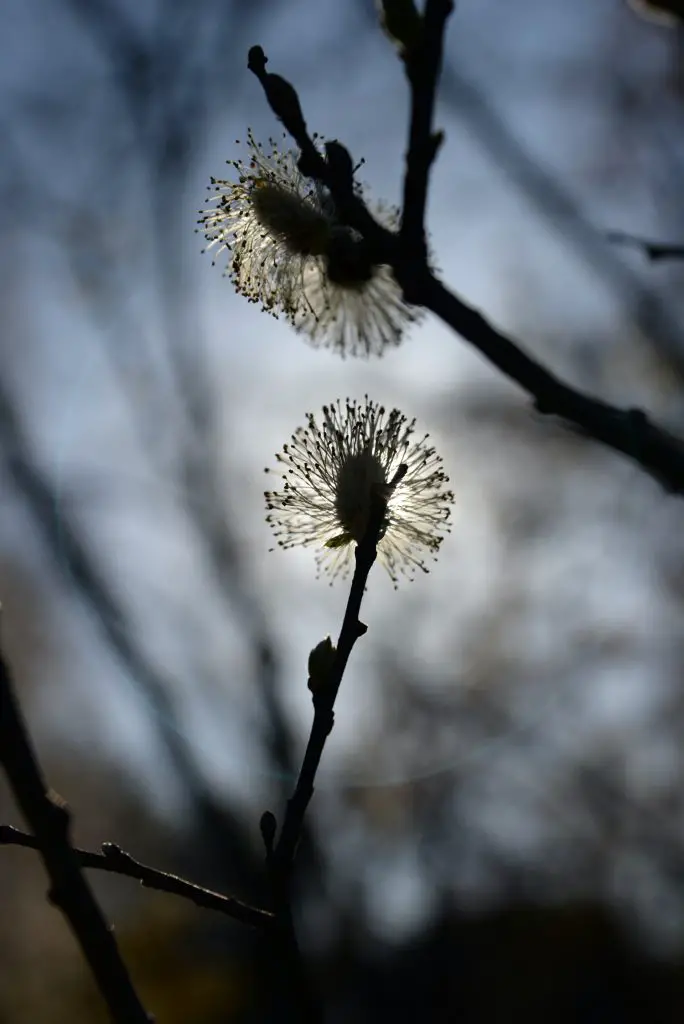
[[0, 640, 152, 1024], [0, 825, 273, 930], [606, 230, 684, 262], [400, 0, 454, 261]]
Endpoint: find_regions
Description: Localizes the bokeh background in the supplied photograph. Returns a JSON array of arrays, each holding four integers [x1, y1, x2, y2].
[[2, 0, 684, 1019]]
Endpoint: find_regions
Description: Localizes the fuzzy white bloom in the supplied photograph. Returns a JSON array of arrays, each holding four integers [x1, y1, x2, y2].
[[199, 131, 419, 357], [264, 398, 454, 585]]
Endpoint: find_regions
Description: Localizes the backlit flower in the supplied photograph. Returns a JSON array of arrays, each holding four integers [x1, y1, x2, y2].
[[264, 398, 453, 584], [200, 131, 418, 357]]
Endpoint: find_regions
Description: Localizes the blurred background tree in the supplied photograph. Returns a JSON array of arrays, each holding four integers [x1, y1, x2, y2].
[[1, 0, 684, 1019]]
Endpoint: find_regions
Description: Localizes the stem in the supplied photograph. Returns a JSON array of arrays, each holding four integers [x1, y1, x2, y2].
[[259, 493, 386, 1024], [0, 642, 152, 1024], [273, 492, 385, 876], [0, 826, 272, 929], [400, 0, 454, 259]]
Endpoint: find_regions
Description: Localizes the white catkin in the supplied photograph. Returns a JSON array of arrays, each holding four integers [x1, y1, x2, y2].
[[264, 397, 454, 585], [199, 131, 420, 357]]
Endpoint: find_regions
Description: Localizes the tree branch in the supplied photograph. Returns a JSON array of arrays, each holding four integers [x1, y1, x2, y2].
[[0, 825, 272, 929], [417, 271, 684, 493], [606, 230, 684, 262], [0, 643, 152, 1024], [271, 492, 385, 877], [400, 0, 454, 259], [257, 492, 386, 1024], [249, 47, 684, 496]]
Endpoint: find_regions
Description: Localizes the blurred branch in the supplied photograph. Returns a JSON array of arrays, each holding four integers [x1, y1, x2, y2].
[[4, 0, 303, 894], [62, 0, 300, 799], [435, 61, 684, 381], [359, 0, 684, 382], [4, 149, 298, 811], [65, 0, 151, 140], [420, 272, 684, 491], [0, 642, 152, 1023], [628, 0, 684, 26], [0, 825, 273, 929], [606, 230, 684, 261], [249, 47, 684, 496], [0, 379, 262, 896]]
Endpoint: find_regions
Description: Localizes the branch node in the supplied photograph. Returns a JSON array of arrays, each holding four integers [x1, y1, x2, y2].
[[102, 842, 128, 866]]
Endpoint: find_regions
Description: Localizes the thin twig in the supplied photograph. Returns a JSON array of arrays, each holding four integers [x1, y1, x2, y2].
[[606, 230, 684, 262], [249, 47, 684, 496], [258, 493, 386, 1024], [0, 643, 152, 1024], [0, 382, 266, 895], [272, 492, 386, 877], [0, 825, 273, 930], [400, 0, 454, 259]]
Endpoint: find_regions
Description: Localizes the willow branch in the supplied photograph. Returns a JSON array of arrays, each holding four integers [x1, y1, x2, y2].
[[0, 643, 152, 1024], [416, 270, 684, 493], [400, 0, 454, 259], [249, 47, 684, 496], [271, 493, 385, 878], [256, 495, 386, 1024], [0, 825, 272, 930]]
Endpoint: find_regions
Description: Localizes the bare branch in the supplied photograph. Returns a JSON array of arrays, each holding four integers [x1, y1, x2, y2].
[[400, 0, 454, 259], [258, 492, 387, 1024], [271, 491, 386, 877], [418, 271, 684, 494], [0, 645, 152, 1023], [0, 378, 264, 897], [0, 825, 273, 930], [434, 59, 684, 380], [248, 46, 684, 496]]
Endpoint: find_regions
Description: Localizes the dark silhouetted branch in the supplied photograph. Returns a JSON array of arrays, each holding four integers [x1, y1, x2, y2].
[[249, 46, 684, 496], [418, 271, 684, 494], [0, 825, 272, 929], [434, 59, 684, 380], [0, 379, 268, 908], [258, 492, 387, 1024], [0, 644, 152, 1024], [357, 0, 684, 383], [400, 0, 453, 260], [271, 492, 385, 876]]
